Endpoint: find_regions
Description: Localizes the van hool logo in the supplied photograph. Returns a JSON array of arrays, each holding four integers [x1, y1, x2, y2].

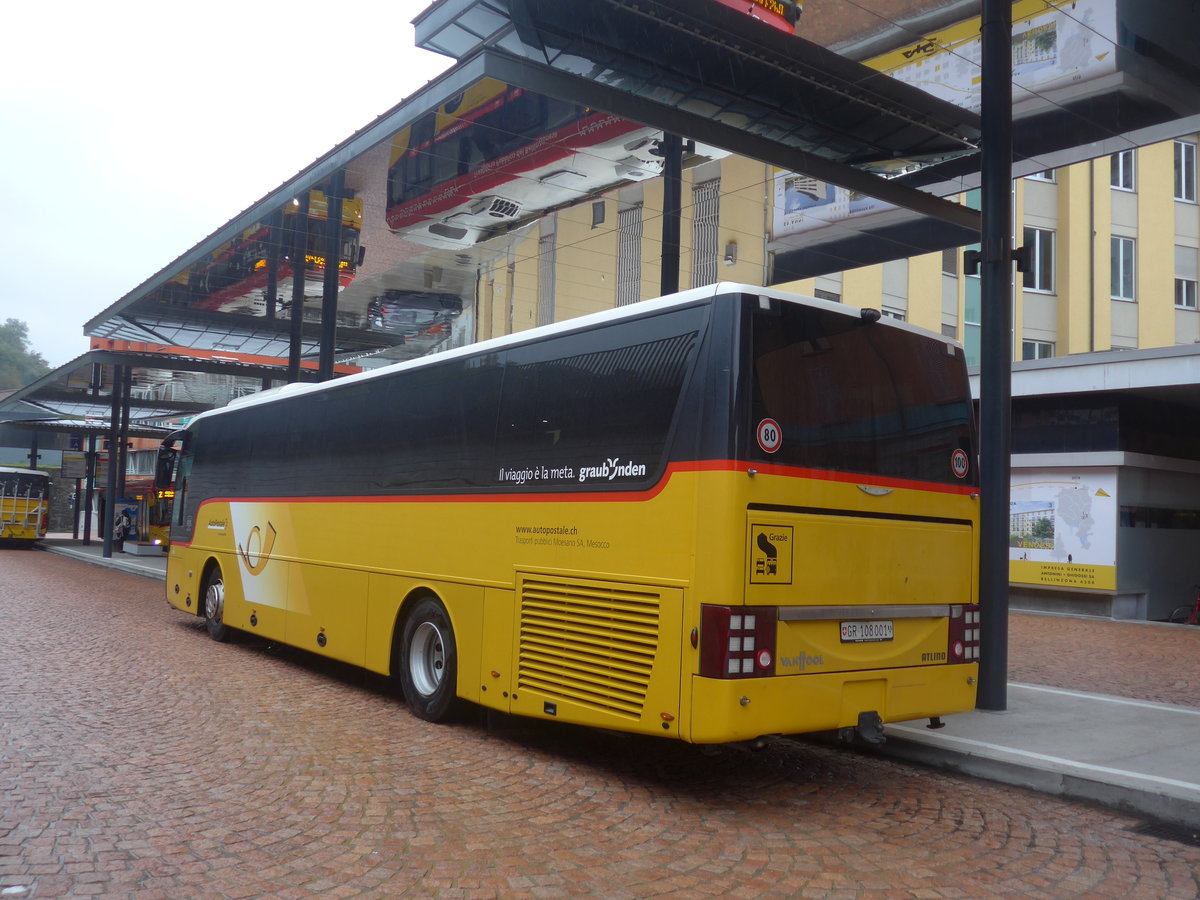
[[779, 651, 824, 673], [578, 458, 647, 483]]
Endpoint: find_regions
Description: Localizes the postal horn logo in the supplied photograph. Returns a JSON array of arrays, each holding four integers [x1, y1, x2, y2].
[[238, 522, 277, 576]]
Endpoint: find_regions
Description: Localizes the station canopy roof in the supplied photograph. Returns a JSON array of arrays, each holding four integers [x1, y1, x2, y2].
[[18, 0, 1198, 437], [0, 349, 326, 439], [76, 0, 982, 379]]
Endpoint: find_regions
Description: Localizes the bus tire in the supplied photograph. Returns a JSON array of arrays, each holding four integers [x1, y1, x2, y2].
[[202, 563, 233, 643], [398, 596, 460, 722]]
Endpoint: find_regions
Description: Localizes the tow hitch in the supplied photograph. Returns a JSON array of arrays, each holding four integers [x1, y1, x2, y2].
[[839, 710, 886, 745]]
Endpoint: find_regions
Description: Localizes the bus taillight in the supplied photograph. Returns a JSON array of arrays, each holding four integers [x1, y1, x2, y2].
[[699, 605, 777, 678], [948, 604, 981, 662]]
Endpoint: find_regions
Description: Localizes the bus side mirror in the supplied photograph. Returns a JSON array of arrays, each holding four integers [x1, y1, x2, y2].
[[155, 447, 177, 491]]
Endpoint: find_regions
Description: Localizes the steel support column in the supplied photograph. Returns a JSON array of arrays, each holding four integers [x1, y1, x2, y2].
[[102, 365, 122, 559], [318, 170, 345, 381], [264, 208, 283, 390], [287, 192, 311, 384], [659, 134, 683, 296], [976, 0, 1014, 711], [83, 364, 99, 545], [116, 366, 131, 505], [265, 209, 281, 321]]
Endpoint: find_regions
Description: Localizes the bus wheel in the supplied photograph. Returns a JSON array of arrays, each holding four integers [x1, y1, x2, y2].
[[399, 596, 460, 722], [202, 564, 233, 643]]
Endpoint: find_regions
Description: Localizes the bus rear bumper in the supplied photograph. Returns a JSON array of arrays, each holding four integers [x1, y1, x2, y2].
[[687, 663, 979, 744]]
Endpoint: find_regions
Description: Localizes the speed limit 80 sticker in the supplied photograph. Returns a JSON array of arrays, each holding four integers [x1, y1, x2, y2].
[[757, 418, 782, 454]]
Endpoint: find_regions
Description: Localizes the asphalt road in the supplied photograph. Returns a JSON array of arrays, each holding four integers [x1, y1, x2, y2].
[[3, 548, 1198, 899]]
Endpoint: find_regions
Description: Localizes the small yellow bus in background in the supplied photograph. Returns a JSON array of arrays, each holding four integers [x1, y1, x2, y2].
[[162, 284, 979, 744], [0, 466, 50, 545]]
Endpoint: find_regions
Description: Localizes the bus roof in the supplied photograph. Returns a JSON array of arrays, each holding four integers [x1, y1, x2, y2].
[[190, 283, 960, 427], [0, 466, 49, 478]]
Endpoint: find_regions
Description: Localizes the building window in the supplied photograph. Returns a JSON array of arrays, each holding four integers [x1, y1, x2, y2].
[[941, 323, 958, 340], [881, 307, 906, 321], [1027, 169, 1055, 182], [1177, 278, 1199, 310], [1176, 141, 1197, 202], [1177, 246, 1199, 311], [616, 205, 643, 307], [1022, 227, 1055, 293], [941, 247, 958, 275], [1111, 237, 1136, 301], [691, 178, 720, 288], [1022, 339, 1055, 360], [1110, 150, 1135, 191], [813, 288, 841, 303]]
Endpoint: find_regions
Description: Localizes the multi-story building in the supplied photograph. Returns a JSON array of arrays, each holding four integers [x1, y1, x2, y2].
[[472, 135, 1200, 365], [797, 138, 1200, 364]]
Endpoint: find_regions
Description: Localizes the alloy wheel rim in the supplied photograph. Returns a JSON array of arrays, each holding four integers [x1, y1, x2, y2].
[[205, 579, 224, 623], [409, 621, 445, 696]]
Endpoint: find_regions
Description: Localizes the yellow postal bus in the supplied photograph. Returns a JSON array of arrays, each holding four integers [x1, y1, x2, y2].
[[0, 466, 50, 544], [162, 284, 980, 744]]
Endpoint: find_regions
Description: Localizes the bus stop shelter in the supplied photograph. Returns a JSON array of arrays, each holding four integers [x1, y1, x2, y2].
[[14, 0, 1200, 709], [0, 350, 334, 556]]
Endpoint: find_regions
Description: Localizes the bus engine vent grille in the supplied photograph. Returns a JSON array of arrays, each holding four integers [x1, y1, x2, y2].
[[517, 575, 661, 721]]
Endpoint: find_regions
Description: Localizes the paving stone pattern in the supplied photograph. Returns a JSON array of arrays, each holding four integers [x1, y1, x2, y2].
[[2, 549, 1199, 899], [1008, 612, 1200, 708]]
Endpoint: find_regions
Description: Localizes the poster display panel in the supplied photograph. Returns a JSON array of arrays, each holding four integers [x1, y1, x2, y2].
[[1009, 468, 1117, 591]]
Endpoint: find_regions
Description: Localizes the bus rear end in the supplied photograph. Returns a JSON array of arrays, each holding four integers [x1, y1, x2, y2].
[[688, 292, 979, 743], [0, 467, 50, 544]]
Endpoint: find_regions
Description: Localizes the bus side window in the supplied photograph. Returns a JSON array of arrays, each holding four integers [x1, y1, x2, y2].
[[173, 452, 193, 528], [495, 323, 701, 470]]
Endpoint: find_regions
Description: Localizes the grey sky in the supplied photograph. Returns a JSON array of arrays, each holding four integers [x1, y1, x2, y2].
[[0, 0, 449, 368]]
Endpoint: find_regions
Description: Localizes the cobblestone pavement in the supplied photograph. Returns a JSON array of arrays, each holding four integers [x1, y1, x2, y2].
[[1008, 612, 1200, 709], [3, 549, 1199, 899]]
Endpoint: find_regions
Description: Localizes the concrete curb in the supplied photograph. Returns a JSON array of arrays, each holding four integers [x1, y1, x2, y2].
[[878, 724, 1200, 831], [39, 543, 166, 581]]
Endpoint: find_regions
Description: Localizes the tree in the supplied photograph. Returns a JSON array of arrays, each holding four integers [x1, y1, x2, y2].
[[0, 319, 51, 390]]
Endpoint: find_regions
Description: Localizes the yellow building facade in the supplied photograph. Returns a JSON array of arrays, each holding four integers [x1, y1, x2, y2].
[[474, 136, 1200, 372]]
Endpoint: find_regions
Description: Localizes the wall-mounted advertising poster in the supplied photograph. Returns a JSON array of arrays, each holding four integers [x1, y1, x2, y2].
[[771, 172, 891, 238], [1009, 468, 1117, 591], [863, 0, 1118, 116]]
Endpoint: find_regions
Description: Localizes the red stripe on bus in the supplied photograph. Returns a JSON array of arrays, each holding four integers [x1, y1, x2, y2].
[[690, 460, 980, 496], [180, 461, 975, 513]]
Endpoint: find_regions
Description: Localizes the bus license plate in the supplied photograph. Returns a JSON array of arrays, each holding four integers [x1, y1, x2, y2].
[[840, 620, 894, 643]]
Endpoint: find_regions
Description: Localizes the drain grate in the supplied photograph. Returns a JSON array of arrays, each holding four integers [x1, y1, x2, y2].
[[1129, 821, 1200, 847]]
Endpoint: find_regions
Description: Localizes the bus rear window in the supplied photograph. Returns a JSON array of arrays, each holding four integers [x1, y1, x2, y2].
[[747, 300, 977, 487], [1, 474, 45, 493]]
